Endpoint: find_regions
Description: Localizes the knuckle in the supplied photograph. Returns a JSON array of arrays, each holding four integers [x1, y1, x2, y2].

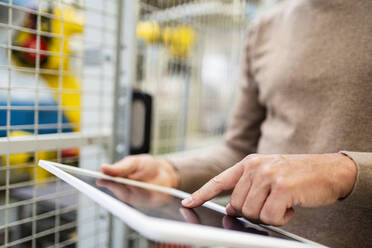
[[191, 191, 203, 203], [229, 197, 241, 212], [255, 173, 266, 183], [244, 153, 259, 160], [241, 159, 260, 172], [191, 193, 199, 202], [258, 165, 276, 179], [125, 156, 138, 164], [272, 218, 286, 226], [272, 177, 290, 192], [192, 186, 211, 203], [242, 154, 261, 165], [242, 205, 258, 220], [264, 218, 283, 226], [260, 213, 283, 226], [267, 154, 286, 167], [210, 176, 225, 189], [259, 213, 271, 225], [260, 206, 275, 224]]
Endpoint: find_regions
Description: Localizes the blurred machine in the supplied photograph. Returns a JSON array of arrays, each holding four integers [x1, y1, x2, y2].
[[11, 3, 83, 129], [137, 21, 196, 58], [0, 3, 83, 180]]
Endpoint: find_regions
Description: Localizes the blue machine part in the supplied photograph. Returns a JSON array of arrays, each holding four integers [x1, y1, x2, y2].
[[0, 0, 34, 6], [0, 100, 74, 137]]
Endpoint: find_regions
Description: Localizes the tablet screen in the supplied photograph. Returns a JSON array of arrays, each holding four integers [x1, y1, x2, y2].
[[68, 171, 299, 242]]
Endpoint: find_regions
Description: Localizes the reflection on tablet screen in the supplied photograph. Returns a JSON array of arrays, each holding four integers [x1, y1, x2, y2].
[[70, 172, 299, 242]]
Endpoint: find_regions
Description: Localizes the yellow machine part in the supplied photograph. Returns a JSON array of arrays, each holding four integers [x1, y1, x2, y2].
[[14, 30, 32, 45], [137, 21, 161, 44], [162, 25, 196, 58], [1, 131, 56, 181], [30, 151, 57, 182], [5, 5, 83, 182], [162, 27, 173, 46], [11, 5, 83, 130], [2, 131, 33, 170], [45, 6, 84, 71], [137, 22, 196, 58], [41, 6, 84, 130], [42, 74, 81, 130]]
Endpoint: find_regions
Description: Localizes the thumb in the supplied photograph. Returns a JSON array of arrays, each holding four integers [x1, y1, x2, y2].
[[182, 164, 244, 208], [100, 158, 138, 177]]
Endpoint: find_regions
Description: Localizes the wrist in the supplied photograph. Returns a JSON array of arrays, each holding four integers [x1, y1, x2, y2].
[[335, 153, 358, 198], [160, 158, 180, 188]]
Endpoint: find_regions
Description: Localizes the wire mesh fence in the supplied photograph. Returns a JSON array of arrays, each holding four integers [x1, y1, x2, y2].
[[136, 0, 251, 154], [0, 0, 115, 247], [0, 0, 279, 247]]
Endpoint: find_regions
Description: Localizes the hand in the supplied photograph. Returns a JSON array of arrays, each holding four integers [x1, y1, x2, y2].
[[179, 203, 268, 236], [100, 154, 179, 188], [182, 153, 357, 226]]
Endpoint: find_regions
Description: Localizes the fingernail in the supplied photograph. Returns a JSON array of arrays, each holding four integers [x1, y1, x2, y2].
[[226, 203, 239, 216], [182, 197, 193, 206]]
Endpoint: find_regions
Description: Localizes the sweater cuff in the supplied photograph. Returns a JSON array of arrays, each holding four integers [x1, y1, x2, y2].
[[339, 151, 372, 208], [166, 157, 215, 193]]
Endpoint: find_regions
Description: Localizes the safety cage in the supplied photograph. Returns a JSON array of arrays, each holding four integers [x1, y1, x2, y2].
[[0, 0, 278, 247]]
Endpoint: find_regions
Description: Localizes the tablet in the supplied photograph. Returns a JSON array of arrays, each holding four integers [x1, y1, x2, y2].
[[38, 160, 325, 248]]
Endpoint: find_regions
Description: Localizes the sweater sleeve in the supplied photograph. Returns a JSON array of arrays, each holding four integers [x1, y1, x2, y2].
[[339, 151, 372, 209], [168, 24, 266, 193]]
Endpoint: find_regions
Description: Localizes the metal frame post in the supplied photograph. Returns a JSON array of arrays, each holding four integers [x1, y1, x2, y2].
[[178, 69, 191, 151], [110, 0, 139, 247]]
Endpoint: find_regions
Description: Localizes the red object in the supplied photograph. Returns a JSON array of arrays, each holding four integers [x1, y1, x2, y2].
[[62, 148, 79, 158], [151, 244, 191, 248], [23, 36, 47, 65]]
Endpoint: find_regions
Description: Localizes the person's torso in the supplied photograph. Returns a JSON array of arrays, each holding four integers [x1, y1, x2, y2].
[[249, 1, 372, 247], [252, 0, 372, 155]]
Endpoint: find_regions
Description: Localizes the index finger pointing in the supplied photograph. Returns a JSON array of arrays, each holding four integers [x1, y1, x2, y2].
[[182, 164, 244, 208]]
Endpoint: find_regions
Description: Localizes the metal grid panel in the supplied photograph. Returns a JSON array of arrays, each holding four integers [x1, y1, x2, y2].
[[135, 0, 259, 154], [0, 0, 119, 247]]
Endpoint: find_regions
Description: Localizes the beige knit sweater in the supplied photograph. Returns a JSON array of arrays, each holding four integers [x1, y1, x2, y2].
[[170, 0, 372, 247]]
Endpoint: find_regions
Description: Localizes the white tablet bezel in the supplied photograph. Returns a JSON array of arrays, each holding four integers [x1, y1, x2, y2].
[[38, 160, 326, 248]]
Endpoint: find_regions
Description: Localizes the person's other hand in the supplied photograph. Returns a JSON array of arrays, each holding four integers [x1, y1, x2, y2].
[[100, 154, 179, 188], [182, 153, 357, 226]]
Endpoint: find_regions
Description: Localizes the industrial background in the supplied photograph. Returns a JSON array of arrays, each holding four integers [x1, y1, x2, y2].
[[0, 0, 279, 247]]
